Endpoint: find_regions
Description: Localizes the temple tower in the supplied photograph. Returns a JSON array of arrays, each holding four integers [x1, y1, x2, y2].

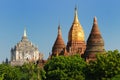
[[84, 17, 105, 61], [67, 7, 86, 56], [52, 25, 67, 56]]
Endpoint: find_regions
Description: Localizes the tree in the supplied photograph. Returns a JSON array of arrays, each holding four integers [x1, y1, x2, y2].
[[0, 64, 21, 80], [19, 63, 46, 80], [85, 50, 120, 80], [44, 55, 86, 80], [111, 74, 120, 80], [0, 63, 46, 80]]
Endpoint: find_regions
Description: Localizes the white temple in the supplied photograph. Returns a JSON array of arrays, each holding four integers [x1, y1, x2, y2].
[[10, 28, 43, 66]]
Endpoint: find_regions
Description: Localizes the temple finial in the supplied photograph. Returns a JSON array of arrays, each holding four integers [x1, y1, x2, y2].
[[94, 16, 97, 24], [58, 24, 61, 35], [73, 6, 79, 23], [58, 18, 60, 26], [23, 27, 27, 37], [75, 5, 77, 11]]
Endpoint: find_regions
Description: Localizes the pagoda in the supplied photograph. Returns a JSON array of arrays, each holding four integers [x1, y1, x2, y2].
[[52, 25, 67, 57], [67, 7, 86, 56], [84, 17, 105, 61]]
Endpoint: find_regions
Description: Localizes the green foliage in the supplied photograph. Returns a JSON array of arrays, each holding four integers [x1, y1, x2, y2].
[[0, 63, 46, 80], [0, 64, 20, 80], [45, 50, 120, 80], [85, 50, 120, 80], [44, 55, 86, 80], [19, 63, 46, 80], [1, 50, 120, 80], [111, 74, 120, 80]]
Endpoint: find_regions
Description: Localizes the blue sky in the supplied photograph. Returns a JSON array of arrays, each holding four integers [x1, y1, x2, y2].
[[0, 0, 120, 63]]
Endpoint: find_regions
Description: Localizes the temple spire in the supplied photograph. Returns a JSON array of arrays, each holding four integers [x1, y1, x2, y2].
[[91, 16, 100, 34], [52, 24, 66, 56], [67, 6, 86, 55]]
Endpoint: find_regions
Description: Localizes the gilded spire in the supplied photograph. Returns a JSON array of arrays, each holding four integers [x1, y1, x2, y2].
[[67, 7, 86, 55], [73, 7, 79, 23], [68, 7, 85, 42]]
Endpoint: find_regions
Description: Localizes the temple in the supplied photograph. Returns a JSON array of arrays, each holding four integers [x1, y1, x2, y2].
[[10, 28, 43, 66], [52, 25, 67, 56], [67, 7, 86, 56], [10, 7, 105, 65], [84, 17, 105, 61], [51, 7, 105, 61]]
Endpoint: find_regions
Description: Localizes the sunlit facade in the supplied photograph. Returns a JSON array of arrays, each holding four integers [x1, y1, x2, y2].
[[10, 29, 43, 66]]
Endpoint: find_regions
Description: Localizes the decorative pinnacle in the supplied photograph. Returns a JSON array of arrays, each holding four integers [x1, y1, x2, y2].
[[94, 16, 97, 24], [74, 6, 79, 23], [75, 5, 77, 11], [23, 28, 27, 37], [58, 25, 61, 35]]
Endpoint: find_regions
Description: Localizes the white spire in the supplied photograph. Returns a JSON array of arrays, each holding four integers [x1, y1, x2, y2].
[[23, 28, 27, 37]]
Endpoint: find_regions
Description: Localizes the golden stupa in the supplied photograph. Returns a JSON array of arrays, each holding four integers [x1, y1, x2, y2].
[[68, 7, 85, 42]]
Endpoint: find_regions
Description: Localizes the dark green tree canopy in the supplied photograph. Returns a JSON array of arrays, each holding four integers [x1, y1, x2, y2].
[[44, 55, 86, 80], [1, 50, 120, 80], [85, 50, 120, 80]]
